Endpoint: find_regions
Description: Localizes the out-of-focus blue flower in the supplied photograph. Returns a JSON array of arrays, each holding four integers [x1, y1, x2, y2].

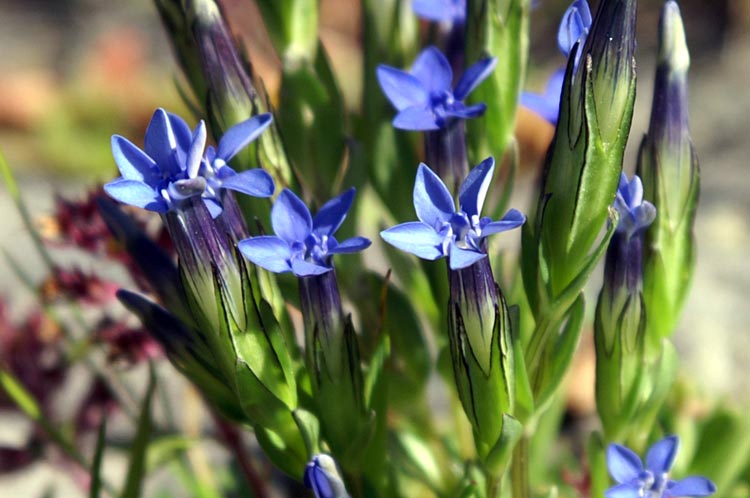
[[412, 0, 465, 23], [377, 46, 496, 131], [104, 108, 274, 216], [521, 0, 592, 124], [304, 454, 351, 498], [613, 173, 657, 239], [606, 436, 716, 498], [238, 188, 371, 277], [381, 158, 525, 269]]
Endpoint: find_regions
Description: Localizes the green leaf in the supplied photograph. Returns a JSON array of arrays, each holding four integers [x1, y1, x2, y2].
[[483, 414, 523, 476], [89, 420, 108, 498], [120, 365, 156, 498], [0, 369, 42, 420]]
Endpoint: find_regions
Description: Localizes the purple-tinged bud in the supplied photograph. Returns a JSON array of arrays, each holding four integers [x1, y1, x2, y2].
[[299, 270, 345, 379], [304, 454, 351, 498], [637, 0, 698, 347], [424, 121, 470, 195]]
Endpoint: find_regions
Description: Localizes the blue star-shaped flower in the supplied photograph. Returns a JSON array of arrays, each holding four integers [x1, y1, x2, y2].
[[521, 0, 592, 124], [238, 188, 371, 277], [412, 0, 466, 23], [607, 436, 716, 498], [377, 46, 496, 131], [613, 173, 657, 238], [380, 158, 525, 270], [104, 108, 274, 216]]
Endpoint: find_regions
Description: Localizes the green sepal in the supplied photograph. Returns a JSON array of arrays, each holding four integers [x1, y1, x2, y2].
[[255, 423, 308, 478], [482, 414, 523, 477], [292, 408, 321, 456], [509, 305, 534, 423]]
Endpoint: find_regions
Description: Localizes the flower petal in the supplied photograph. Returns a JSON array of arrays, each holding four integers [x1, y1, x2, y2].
[[607, 444, 643, 484], [480, 209, 526, 237], [144, 108, 181, 172], [520, 91, 560, 124], [292, 259, 332, 277], [411, 46, 453, 95], [646, 436, 679, 474], [459, 157, 495, 218], [313, 188, 354, 237], [558, 0, 592, 56], [442, 103, 487, 120], [453, 56, 497, 101], [604, 483, 641, 498], [220, 168, 275, 198], [393, 107, 440, 131], [111, 135, 160, 184], [376, 66, 429, 111], [412, 0, 465, 22], [104, 179, 168, 213], [186, 121, 207, 179], [414, 164, 455, 228], [271, 189, 313, 244], [217, 113, 273, 161], [328, 236, 371, 254], [448, 243, 486, 270], [238, 236, 292, 274], [380, 222, 445, 260], [666, 476, 717, 497]]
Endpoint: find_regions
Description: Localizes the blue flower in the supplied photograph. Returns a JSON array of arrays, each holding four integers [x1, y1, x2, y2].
[[104, 108, 274, 216], [380, 158, 525, 270], [238, 188, 371, 277], [377, 46, 496, 131], [412, 0, 465, 23], [304, 454, 351, 498], [607, 436, 716, 498], [613, 173, 656, 238], [521, 0, 592, 124]]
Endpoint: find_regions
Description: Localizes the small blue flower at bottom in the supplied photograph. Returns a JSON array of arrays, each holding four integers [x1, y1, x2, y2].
[[377, 46, 496, 131], [613, 173, 657, 238], [238, 188, 371, 277], [380, 158, 525, 270], [607, 436, 716, 498], [304, 454, 351, 498]]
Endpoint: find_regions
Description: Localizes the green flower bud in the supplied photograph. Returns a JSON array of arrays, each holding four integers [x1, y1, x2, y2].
[[637, 0, 698, 349]]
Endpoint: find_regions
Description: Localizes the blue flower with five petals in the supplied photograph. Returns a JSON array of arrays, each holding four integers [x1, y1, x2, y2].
[[104, 108, 274, 216], [607, 436, 716, 498], [412, 0, 465, 23], [380, 158, 525, 270], [377, 46, 496, 131], [238, 188, 371, 277], [521, 0, 592, 124]]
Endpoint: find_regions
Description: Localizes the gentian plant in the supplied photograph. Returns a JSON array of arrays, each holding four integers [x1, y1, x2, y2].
[[0, 0, 743, 497]]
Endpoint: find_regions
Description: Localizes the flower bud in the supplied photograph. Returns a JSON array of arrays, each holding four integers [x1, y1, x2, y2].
[[304, 454, 351, 498], [636, 0, 698, 348], [447, 257, 515, 464]]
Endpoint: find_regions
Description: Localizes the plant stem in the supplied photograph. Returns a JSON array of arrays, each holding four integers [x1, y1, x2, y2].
[[510, 435, 530, 498]]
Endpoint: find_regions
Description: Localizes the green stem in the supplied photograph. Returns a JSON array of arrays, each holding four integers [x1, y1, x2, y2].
[[510, 436, 530, 498]]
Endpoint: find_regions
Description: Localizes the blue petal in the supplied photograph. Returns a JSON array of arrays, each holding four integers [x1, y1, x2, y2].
[[111, 135, 160, 185], [104, 179, 168, 213], [313, 188, 354, 238], [411, 46, 453, 95], [305, 465, 335, 498], [220, 168, 275, 198], [666, 476, 716, 497], [558, 0, 592, 56], [480, 209, 526, 237], [186, 121, 207, 179], [448, 243, 486, 270], [144, 108, 181, 172], [380, 222, 445, 260], [393, 107, 440, 131], [217, 113, 273, 161], [167, 111, 193, 151], [627, 174, 644, 206], [292, 259, 332, 277], [453, 57, 497, 101], [520, 91, 559, 124], [443, 103, 487, 120], [329, 236, 371, 254], [607, 444, 644, 484], [271, 189, 312, 244], [414, 164, 455, 228], [604, 483, 641, 498], [376, 66, 429, 111], [203, 197, 224, 218], [459, 157, 495, 218], [412, 0, 465, 22], [646, 436, 679, 474], [237, 236, 292, 274]]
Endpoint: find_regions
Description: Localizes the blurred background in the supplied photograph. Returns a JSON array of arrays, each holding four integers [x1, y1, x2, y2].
[[0, 0, 748, 495]]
